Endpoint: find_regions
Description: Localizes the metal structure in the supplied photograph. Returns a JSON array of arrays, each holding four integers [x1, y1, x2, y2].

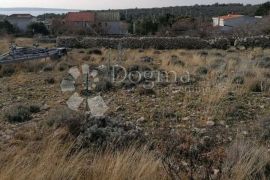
[[0, 44, 69, 64]]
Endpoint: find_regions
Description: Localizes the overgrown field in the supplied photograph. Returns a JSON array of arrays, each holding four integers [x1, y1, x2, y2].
[[1, 37, 270, 179]]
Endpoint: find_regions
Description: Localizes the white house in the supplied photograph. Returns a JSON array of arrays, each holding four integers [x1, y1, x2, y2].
[[6, 14, 36, 32], [212, 14, 262, 31]]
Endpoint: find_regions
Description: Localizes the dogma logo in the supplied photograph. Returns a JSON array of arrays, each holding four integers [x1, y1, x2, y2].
[[60, 64, 108, 117]]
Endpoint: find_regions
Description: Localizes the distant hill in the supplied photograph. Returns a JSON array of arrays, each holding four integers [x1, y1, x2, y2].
[[0, 3, 261, 18], [116, 3, 260, 21], [0, 8, 79, 16]]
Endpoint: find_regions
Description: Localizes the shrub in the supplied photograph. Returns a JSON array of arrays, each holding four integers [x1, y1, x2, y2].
[[255, 2, 270, 16], [5, 105, 31, 123], [58, 63, 68, 71], [0, 65, 16, 77], [232, 76, 245, 85], [196, 66, 208, 75], [169, 55, 185, 67], [249, 80, 264, 92], [28, 22, 49, 35], [87, 49, 102, 55], [44, 77, 55, 84], [29, 104, 41, 113], [0, 20, 16, 34], [47, 107, 83, 136]]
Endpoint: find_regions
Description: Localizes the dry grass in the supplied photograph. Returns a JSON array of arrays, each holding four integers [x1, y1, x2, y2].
[[222, 139, 270, 180], [1, 37, 270, 179], [0, 136, 168, 180]]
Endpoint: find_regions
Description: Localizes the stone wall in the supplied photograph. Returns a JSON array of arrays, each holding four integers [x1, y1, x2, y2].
[[56, 36, 270, 49]]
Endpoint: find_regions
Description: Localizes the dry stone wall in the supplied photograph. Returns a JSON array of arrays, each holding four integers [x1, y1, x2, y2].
[[57, 36, 270, 50]]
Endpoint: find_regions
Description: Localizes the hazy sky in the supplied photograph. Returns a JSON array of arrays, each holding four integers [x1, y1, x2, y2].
[[0, 0, 267, 10]]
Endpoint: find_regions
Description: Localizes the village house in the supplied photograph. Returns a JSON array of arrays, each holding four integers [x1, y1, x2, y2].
[[6, 14, 35, 32], [64, 11, 128, 35], [212, 13, 262, 31], [65, 12, 95, 30], [95, 11, 128, 35]]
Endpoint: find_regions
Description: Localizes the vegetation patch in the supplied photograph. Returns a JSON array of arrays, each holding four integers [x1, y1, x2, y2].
[[5, 104, 31, 123]]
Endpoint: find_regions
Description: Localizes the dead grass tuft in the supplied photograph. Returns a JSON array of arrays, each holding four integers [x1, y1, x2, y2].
[[0, 138, 167, 180], [222, 139, 270, 180]]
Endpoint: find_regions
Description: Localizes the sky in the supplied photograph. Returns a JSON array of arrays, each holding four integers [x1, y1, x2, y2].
[[0, 0, 267, 10]]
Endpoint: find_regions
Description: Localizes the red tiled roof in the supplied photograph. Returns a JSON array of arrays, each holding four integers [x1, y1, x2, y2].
[[65, 12, 95, 23]]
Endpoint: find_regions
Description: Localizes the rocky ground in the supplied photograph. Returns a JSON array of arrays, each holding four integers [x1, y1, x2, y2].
[[1, 37, 270, 179]]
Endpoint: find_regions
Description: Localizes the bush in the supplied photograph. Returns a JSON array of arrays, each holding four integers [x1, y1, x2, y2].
[[249, 80, 264, 92], [196, 66, 208, 75], [0, 20, 16, 34], [232, 76, 245, 85], [5, 105, 31, 123], [44, 77, 55, 84], [28, 22, 49, 35], [255, 2, 270, 16], [169, 55, 185, 67], [87, 49, 102, 55], [0, 65, 16, 77], [58, 63, 68, 71], [29, 104, 41, 113], [47, 107, 83, 136]]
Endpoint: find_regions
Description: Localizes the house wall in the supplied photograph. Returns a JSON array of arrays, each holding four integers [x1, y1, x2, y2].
[[6, 17, 34, 32], [66, 21, 93, 30], [212, 17, 224, 26], [100, 21, 128, 35]]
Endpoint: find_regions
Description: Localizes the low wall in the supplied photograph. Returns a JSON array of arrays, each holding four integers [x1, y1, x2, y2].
[[56, 36, 270, 50]]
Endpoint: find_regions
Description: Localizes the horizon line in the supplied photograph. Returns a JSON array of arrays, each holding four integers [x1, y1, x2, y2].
[[0, 2, 263, 11]]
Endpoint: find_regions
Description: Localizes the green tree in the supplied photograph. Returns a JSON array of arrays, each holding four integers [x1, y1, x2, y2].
[[28, 22, 49, 35], [0, 20, 16, 34], [255, 2, 270, 16]]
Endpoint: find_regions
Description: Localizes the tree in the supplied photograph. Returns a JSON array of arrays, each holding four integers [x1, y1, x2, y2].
[[28, 22, 49, 35], [0, 20, 16, 34], [255, 1, 270, 16]]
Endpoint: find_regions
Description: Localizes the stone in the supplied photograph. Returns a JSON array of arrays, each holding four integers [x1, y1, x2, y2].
[[87, 96, 109, 117], [206, 121, 215, 127], [182, 117, 190, 121], [137, 117, 146, 123], [60, 79, 75, 92], [81, 64, 90, 74], [66, 93, 84, 111], [41, 104, 50, 111], [68, 67, 81, 80]]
